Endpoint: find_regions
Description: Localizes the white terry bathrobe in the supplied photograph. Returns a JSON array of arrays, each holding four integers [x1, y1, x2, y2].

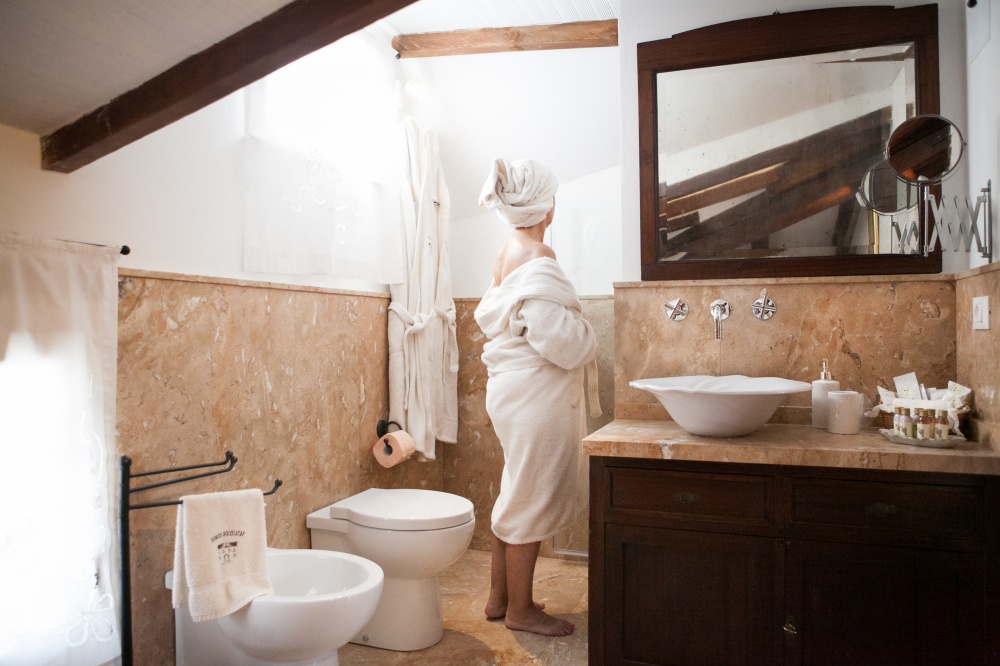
[[388, 117, 459, 460], [474, 257, 598, 544]]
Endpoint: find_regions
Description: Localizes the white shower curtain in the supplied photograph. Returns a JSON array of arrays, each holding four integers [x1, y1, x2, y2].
[[0, 235, 121, 666], [388, 117, 458, 460]]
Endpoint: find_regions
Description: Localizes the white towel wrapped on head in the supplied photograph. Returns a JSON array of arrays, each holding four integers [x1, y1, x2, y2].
[[172, 488, 272, 622], [478, 158, 559, 228]]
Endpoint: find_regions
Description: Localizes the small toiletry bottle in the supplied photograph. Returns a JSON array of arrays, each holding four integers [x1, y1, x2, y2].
[[916, 409, 935, 440], [934, 410, 950, 440], [892, 407, 901, 436], [811, 359, 840, 429], [899, 408, 914, 439]]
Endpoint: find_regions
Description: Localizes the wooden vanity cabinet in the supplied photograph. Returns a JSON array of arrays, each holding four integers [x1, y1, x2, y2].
[[589, 457, 1000, 665]]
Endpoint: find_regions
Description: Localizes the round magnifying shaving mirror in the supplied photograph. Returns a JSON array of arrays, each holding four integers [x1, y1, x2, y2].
[[886, 114, 965, 185], [857, 159, 918, 215]]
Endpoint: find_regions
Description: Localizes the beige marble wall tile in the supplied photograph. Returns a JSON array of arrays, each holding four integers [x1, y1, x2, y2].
[[956, 265, 1000, 450], [117, 275, 441, 666], [615, 278, 957, 422], [446, 297, 616, 557]]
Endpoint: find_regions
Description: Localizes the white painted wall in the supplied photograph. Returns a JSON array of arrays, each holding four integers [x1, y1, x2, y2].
[[0, 91, 387, 293], [2, 94, 239, 275], [619, 0, 974, 280], [966, 0, 1000, 270]]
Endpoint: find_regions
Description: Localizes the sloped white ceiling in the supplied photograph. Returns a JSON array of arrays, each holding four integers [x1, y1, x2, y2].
[[0, 0, 295, 134]]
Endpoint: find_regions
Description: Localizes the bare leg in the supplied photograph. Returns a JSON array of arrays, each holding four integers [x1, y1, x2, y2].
[[503, 541, 574, 636], [485, 534, 508, 619], [485, 534, 546, 619]]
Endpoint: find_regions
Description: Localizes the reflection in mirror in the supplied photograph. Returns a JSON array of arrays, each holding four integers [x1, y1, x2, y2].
[[886, 114, 965, 184], [857, 159, 918, 215], [657, 45, 912, 262], [638, 5, 942, 280]]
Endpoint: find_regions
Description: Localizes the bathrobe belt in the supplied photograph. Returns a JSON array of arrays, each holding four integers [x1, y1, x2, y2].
[[388, 301, 458, 410], [484, 352, 602, 419]]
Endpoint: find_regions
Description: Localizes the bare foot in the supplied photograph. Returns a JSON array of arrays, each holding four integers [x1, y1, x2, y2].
[[504, 607, 575, 636], [485, 598, 545, 620]]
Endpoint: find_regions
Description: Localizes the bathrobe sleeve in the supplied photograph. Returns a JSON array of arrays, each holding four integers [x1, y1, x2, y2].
[[515, 298, 597, 370]]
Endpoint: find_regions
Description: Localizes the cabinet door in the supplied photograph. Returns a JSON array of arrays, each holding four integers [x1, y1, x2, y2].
[[604, 523, 776, 665], [783, 540, 984, 666]]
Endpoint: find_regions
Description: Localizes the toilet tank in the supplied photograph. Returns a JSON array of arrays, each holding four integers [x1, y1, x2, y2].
[[307, 508, 352, 553], [310, 527, 351, 553]]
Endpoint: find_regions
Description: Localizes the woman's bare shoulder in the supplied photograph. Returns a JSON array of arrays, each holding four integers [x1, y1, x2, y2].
[[531, 243, 556, 260], [497, 240, 556, 282]]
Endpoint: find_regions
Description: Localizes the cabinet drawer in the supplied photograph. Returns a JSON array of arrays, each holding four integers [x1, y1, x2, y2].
[[608, 468, 772, 527], [790, 477, 984, 542]]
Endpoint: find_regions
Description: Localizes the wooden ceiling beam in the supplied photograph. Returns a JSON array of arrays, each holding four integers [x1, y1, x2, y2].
[[391, 19, 617, 58], [40, 0, 420, 173]]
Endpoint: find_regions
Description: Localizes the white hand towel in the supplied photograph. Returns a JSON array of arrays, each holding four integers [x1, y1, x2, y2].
[[171, 488, 272, 622]]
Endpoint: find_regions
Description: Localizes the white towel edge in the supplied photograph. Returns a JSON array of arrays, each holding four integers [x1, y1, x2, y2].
[[186, 571, 274, 622]]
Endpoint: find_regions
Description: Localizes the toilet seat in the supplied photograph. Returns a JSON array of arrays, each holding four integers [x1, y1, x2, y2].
[[328, 488, 474, 531]]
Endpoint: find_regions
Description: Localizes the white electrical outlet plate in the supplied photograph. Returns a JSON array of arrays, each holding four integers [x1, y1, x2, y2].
[[973, 296, 990, 330]]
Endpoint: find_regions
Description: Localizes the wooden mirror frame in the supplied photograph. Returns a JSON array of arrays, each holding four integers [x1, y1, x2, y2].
[[638, 5, 941, 281]]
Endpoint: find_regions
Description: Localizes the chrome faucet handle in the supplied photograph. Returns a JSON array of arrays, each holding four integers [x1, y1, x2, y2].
[[710, 299, 729, 340], [664, 298, 688, 321], [710, 299, 730, 319], [751, 297, 776, 320]]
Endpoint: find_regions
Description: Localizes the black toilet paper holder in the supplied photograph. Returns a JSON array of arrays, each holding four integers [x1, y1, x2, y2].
[[376, 419, 402, 438]]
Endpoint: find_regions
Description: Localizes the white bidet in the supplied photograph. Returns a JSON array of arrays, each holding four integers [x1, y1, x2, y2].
[[170, 548, 383, 665]]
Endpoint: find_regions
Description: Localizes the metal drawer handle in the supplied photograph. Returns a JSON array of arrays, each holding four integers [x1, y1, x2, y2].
[[783, 616, 799, 646], [674, 491, 699, 505], [866, 502, 898, 517]]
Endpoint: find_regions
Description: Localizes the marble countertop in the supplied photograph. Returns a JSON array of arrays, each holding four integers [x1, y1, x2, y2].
[[582, 419, 1000, 476]]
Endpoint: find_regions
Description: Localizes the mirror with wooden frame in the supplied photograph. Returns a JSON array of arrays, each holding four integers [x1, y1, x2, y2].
[[638, 5, 942, 280]]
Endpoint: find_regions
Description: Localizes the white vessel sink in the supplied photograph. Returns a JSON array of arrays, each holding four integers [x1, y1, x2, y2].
[[629, 375, 811, 437]]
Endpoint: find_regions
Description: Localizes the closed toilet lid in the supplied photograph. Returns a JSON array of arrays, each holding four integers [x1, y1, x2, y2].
[[328, 488, 474, 531]]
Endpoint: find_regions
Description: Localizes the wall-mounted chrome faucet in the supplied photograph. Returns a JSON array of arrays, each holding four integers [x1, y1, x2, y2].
[[710, 299, 730, 340], [751, 296, 776, 320], [664, 298, 688, 321]]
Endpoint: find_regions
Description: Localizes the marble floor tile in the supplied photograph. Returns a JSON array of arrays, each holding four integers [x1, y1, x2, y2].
[[339, 550, 589, 665]]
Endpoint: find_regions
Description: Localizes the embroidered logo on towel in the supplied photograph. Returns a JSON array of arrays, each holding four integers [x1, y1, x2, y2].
[[211, 530, 246, 566], [217, 541, 238, 564]]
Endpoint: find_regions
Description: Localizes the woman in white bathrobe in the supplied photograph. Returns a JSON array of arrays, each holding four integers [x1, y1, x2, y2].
[[474, 158, 597, 637]]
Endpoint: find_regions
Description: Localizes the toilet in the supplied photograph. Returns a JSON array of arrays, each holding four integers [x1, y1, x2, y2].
[[307, 488, 475, 651]]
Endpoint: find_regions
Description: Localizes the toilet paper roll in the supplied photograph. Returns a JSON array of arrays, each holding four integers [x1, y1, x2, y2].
[[827, 390, 863, 435], [373, 430, 417, 468]]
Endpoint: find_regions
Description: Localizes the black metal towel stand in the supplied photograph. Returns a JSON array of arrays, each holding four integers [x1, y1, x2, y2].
[[118, 452, 281, 666]]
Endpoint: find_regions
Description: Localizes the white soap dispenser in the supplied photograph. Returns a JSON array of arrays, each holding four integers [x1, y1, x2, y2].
[[811, 358, 840, 429]]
